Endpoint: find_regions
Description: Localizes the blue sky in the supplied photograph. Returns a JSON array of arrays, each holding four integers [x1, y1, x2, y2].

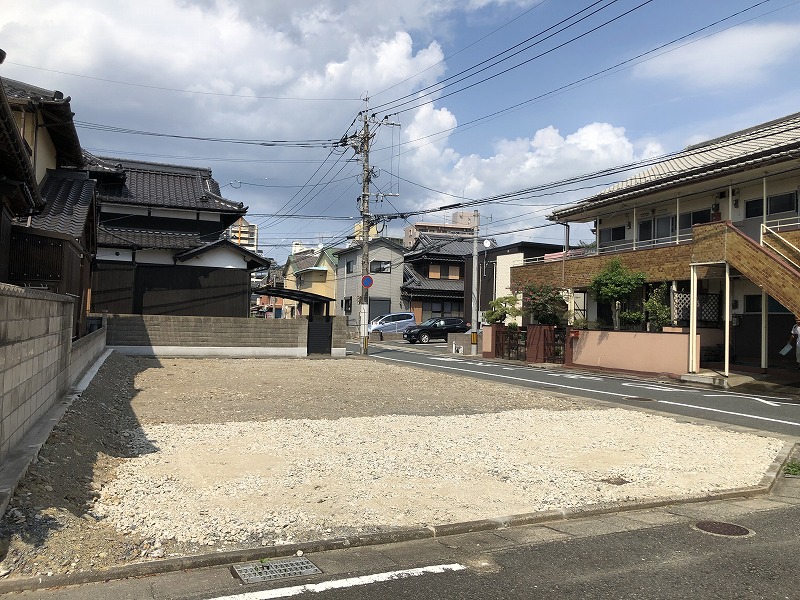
[[2, 0, 800, 263]]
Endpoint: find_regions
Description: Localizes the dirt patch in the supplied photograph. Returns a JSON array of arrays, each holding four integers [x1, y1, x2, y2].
[[0, 353, 783, 580]]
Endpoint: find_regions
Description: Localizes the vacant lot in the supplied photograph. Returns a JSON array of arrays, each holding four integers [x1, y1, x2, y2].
[[0, 353, 784, 580]]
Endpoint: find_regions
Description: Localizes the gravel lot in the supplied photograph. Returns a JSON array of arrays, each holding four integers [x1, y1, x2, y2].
[[0, 352, 784, 580]]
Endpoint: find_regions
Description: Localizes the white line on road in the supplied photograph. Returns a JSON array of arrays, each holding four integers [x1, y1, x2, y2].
[[703, 394, 780, 407], [657, 400, 800, 428], [375, 355, 800, 427], [210, 564, 467, 599], [375, 355, 633, 397]]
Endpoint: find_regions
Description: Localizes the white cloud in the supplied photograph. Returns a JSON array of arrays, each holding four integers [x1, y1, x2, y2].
[[633, 23, 800, 89]]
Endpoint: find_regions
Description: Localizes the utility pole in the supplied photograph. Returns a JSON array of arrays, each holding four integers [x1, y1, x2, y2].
[[347, 100, 400, 355], [471, 210, 479, 356], [358, 107, 372, 356]]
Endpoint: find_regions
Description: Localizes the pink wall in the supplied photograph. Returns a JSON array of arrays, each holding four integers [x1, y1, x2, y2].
[[570, 330, 699, 376]]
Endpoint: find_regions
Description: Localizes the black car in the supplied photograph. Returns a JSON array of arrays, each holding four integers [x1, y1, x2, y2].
[[403, 317, 470, 344]]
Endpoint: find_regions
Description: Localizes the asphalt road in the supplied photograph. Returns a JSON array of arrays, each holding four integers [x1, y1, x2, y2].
[[359, 341, 800, 437]]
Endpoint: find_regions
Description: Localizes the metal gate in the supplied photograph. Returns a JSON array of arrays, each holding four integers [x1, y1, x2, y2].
[[495, 327, 527, 361], [307, 320, 333, 354], [544, 327, 566, 363]]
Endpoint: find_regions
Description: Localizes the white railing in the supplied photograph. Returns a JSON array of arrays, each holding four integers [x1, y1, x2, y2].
[[761, 223, 800, 272]]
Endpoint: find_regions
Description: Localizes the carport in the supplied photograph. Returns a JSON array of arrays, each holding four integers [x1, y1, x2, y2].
[[254, 286, 335, 354]]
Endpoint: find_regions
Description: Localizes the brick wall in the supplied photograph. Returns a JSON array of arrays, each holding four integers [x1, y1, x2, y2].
[[512, 244, 696, 289], [0, 284, 106, 463]]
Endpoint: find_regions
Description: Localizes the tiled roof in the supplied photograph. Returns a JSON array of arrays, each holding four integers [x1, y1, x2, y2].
[[553, 111, 800, 220], [176, 239, 270, 270], [405, 234, 477, 260], [1, 78, 83, 168], [401, 264, 465, 295], [98, 226, 203, 250], [0, 79, 41, 213], [285, 251, 318, 273], [90, 156, 246, 214], [34, 169, 95, 238]]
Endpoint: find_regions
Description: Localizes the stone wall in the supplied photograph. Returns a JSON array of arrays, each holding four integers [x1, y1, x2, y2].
[[0, 284, 106, 462]]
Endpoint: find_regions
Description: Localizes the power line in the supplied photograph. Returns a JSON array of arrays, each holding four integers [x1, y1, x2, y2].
[[375, 0, 655, 116], [74, 121, 341, 148], [6, 61, 361, 101]]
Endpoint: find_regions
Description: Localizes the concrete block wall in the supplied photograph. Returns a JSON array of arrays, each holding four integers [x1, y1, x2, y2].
[[0, 285, 69, 462], [104, 314, 307, 348], [102, 314, 349, 355]]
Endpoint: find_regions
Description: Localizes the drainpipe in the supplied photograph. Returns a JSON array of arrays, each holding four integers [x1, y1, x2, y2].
[[675, 196, 680, 244], [632, 206, 636, 250]]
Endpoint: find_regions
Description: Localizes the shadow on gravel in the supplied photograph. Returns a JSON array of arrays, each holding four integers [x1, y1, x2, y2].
[[0, 353, 159, 569]]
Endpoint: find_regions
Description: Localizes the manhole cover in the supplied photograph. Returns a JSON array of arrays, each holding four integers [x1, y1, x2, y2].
[[232, 556, 322, 584], [693, 521, 753, 537]]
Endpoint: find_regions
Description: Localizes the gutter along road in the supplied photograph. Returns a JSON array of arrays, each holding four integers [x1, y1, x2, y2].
[[364, 342, 800, 437]]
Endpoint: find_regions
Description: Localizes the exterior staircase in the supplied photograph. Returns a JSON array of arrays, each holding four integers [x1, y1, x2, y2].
[[692, 221, 800, 317]]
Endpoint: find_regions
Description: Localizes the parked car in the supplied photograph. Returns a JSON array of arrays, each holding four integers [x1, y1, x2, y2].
[[368, 312, 416, 334], [403, 317, 470, 344]]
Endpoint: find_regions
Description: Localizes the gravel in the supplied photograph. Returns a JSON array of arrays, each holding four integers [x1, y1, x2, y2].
[[0, 353, 785, 579]]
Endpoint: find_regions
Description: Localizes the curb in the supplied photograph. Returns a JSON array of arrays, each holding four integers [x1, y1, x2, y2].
[[0, 441, 795, 594]]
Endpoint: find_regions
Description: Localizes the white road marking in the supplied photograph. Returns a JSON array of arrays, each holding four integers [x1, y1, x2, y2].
[[621, 382, 684, 392], [703, 394, 780, 407], [376, 355, 799, 427], [546, 373, 603, 381], [375, 355, 632, 397], [657, 400, 800, 428], [211, 564, 467, 599]]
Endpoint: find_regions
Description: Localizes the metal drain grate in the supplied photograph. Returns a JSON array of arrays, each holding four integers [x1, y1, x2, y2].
[[694, 521, 752, 537], [232, 556, 322, 584]]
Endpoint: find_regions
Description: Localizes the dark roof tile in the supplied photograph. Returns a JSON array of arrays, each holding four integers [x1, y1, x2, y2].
[[34, 169, 95, 238]]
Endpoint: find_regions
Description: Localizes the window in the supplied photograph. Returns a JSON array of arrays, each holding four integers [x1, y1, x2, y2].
[[744, 295, 761, 313], [370, 260, 391, 273], [599, 226, 625, 244], [428, 264, 441, 279], [678, 209, 711, 230], [745, 192, 797, 218], [744, 294, 791, 314], [346, 260, 354, 274], [344, 297, 352, 314], [448, 265, 461, 280]]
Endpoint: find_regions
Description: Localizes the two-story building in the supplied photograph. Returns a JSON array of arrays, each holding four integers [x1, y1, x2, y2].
[[511, 111, 800, 376], [335, 237, 405, 325]]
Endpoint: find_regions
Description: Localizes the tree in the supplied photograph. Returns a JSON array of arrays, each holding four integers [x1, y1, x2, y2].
[[483, 295, 522, 325], [588, 258, 646, 330], [643, 283, 672, 332], [513, 283, 567, 325]]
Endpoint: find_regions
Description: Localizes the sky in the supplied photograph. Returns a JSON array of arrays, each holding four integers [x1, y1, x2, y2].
[[2, 0, 800, 264]]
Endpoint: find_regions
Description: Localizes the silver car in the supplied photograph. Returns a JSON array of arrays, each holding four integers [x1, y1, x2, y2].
[[368, 312, 416, 334]]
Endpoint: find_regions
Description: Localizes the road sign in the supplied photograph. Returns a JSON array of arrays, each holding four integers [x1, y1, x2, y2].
[[362, 275, 373, 288]]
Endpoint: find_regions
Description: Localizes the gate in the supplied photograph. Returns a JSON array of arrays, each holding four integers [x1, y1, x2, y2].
[[494, 327, 527, 361], [545, 327, 566, 363], [307, 319, 333, 354]]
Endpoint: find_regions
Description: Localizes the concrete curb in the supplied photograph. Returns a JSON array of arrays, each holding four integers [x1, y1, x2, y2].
[[1, 440, 795, 594]]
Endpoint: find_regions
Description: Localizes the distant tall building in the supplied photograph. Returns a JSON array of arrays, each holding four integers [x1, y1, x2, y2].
[[226, 217, 258, 253], [403, 211, 476, 248]]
